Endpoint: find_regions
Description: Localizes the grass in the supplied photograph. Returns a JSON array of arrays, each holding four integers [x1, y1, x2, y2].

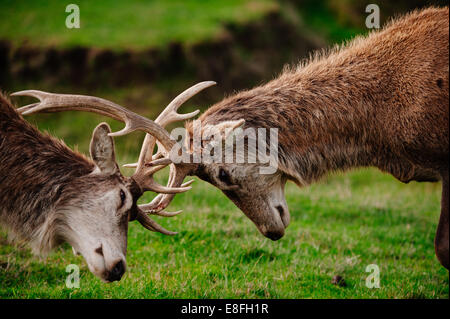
[[1, 162, 447, 298], [0, 0, 277, 50], [294, 0, 365, 44]]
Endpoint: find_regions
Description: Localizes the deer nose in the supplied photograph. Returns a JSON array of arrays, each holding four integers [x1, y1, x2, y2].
[[265, 230, 284, 241], [106, 260, 125, 282], [275, 205, 290, 228]]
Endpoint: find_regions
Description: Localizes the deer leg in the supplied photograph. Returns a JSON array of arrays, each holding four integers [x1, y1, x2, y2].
[[435, 170, 449, 269]]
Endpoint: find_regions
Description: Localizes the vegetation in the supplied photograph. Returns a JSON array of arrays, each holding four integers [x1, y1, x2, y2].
[[0, 0, 277, 49]]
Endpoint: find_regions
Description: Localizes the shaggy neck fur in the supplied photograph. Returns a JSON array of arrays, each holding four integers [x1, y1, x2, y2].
[[198, 7, 448, 185], [0, 93, 95, 254]]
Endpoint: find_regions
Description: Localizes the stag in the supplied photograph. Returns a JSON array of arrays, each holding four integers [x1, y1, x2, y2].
[[1, 82, 213, 282], [14, 7, 449, 269]]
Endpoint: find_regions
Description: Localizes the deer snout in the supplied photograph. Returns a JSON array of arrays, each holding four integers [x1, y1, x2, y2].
[[92, 243, 127, 282], [105, 259, 126, 282], [258, 217, 286, 241], [258, 203, 290, 241], [264, 229, 285, 241], [275, 205, 290, 228]]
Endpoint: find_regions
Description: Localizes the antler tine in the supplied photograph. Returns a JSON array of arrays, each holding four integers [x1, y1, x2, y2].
[[122, 152, 165, 168], [14, 90, 123, 122], [139, 179, 194, 213], [12, 90, 175, 148], [12, 90, 191, 195], [136, 209, 177, 236], [145, 157, 172, 167], [143, 178, 191, 194], [156, 81, 216, 126], [131, 81, 214, 205], [151, 210, 183, 217], [148, 81, 216, 162], [135, 81, 216, 169], [139, 166, 194, 213]]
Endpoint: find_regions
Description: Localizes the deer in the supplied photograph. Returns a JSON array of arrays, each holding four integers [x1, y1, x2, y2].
[[1, 81, 215, 282], [13, 7, 449, 269]]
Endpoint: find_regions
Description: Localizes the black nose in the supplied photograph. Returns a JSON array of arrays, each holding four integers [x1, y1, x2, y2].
[[107, 260, 125, 282], [265, 231, 284, 241]]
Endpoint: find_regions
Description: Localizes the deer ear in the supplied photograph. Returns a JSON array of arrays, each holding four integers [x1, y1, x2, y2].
[[214, 119, 245, 139], [90, 123, 119, 175]]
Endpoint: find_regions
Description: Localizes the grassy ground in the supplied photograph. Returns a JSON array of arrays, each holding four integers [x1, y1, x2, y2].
[[0, 0, 277, 49], [1, 163, 447, 298]]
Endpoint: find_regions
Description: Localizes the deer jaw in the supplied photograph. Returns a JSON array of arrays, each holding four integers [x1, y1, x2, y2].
[[223, 168, 290, 240]]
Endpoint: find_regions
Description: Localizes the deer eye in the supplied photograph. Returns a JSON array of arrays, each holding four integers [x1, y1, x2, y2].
[[218, 168, 232, 185], [119, 189, 126, 208]]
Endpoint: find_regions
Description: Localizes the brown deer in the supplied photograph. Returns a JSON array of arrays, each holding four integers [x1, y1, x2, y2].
[[1, 82, 214, 282], [15, 7, 449, 269]]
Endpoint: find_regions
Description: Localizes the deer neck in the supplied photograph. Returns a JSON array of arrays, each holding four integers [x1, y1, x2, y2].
[[201, 51, 382, 186], [271, 70, 377, 186]]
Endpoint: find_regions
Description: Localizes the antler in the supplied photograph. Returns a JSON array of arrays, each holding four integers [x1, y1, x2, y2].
[[11, 90, 190, 194], [129, 81, 216, 214]]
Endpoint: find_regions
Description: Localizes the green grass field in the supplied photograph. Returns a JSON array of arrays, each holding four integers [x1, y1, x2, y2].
[[0, 158, 447, 298], [0, 0, 277, 49]]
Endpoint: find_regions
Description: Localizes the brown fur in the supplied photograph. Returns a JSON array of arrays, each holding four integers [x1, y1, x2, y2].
[[188, 7, 449, 268]]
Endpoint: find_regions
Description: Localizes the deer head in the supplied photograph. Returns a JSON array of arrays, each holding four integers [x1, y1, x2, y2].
[[183, 119, 290, 240], [12, 82, 214, 282]]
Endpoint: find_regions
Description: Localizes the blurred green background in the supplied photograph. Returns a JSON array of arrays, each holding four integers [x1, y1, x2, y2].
[[0, 0, 448, 298]]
